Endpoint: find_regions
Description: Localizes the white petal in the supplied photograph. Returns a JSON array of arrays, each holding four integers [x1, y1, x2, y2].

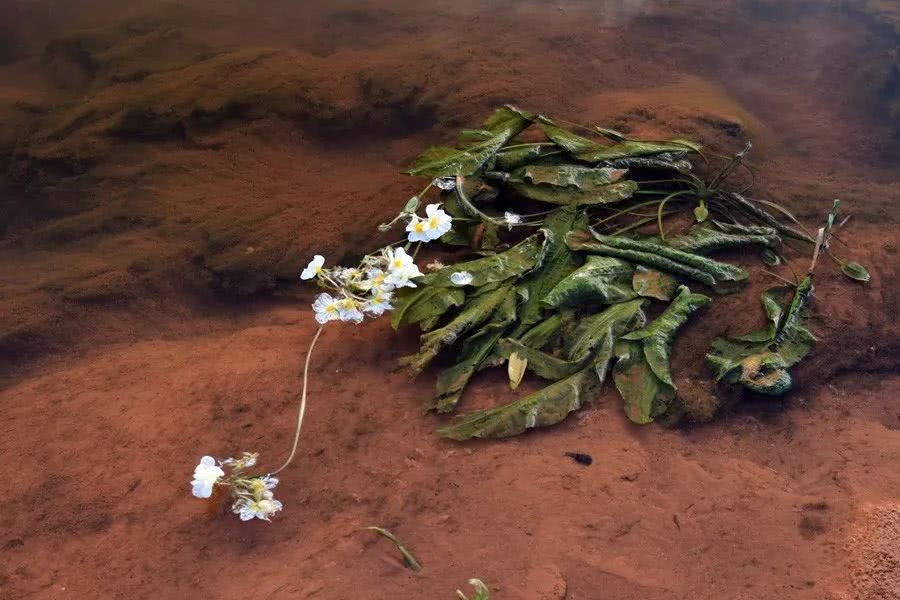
[[199, 456, 216, 467]]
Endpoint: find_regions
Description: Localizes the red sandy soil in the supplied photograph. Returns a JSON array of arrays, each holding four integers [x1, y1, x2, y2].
[[1, 1, 899, 598]]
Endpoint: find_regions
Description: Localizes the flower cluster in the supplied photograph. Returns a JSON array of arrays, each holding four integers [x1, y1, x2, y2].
[[300, 203, 452, 326], [190, 452, 283, 522]]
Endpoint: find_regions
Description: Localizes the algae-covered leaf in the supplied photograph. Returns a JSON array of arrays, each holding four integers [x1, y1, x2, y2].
[[407, 106, 532, 179], [362, 526, 422, 571], [439, 367, 600, 440], [516, 313, 566, 350], [613, 286, 709, 423], [401, 286, 510, 374], [420, 231, 548, 288], [391, 286, 465, 330], [841, 261, 870, 282], [632, 266, 678, 301], [543, 255, 637, 308], [429, 286, 517, 412], [666, 222, 782, 254], [705, 276, 815, 395], [568, 229, 748, 293]]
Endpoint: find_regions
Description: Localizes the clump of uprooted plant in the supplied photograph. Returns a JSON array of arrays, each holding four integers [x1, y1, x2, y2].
[[191, 106, 868, 519]]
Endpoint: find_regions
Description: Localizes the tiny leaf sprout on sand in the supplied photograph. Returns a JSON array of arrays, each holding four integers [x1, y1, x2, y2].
[[190, 196, 452, 521]]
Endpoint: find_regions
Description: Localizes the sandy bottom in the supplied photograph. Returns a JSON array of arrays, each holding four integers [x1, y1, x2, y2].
[[1, 0, 899, 598]]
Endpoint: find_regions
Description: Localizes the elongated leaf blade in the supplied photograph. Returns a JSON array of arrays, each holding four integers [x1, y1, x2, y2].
[[510, 180, 638, 206], [391, 286, 465, 330], [420, 231, 548, 288]]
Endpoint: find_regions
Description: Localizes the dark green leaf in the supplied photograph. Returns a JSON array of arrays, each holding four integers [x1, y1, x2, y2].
[[507, 207, 586, 336], [516, 313, 565, 350], [543, 255, 637, 308], [510, 179, 638, 206], [438, 366, 600, 440], [511, 164, 628, 189], [568, 229, 749, 293], [421, 231, 549, 288], [632, 266, 678, 301], [564, 299, 648, 363], [493, 144, 559, 171], [614, 286, 710, 423], [391, 287, 465, 330], [496, 338, 586, 381], [430, 287, 517, 412], [400, 286, 510, 374], [407, 106, 532, 179], [705, 277, 815, 395], [666, 222, 782, 254]]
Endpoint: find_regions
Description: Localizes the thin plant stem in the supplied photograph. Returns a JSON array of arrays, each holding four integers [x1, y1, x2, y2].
[[272, 326, 324, 476]]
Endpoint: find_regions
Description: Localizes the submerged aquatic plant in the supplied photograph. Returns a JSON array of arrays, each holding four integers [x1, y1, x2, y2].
[[191, 106, 869, 519]]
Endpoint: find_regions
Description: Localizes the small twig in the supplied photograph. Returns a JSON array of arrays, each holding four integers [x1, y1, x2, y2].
[[362, 526, 422, 571]]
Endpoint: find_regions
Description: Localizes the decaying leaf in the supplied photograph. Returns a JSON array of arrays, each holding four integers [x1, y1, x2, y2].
[[705, 276, 815, 395], [391, 286, 465, 330], [632, 266, 678, 301], [613, 286, 710, 423], [510, 179, 639, 206], [507, 352, 528, 390], [666, 222, 782, 254]]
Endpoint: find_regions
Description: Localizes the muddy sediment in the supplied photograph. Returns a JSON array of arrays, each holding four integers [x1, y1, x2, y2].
[[0, 1, 898, 598]]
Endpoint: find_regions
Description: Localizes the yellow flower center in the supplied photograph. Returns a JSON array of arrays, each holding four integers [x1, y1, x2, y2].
[[326, 304, 339, 313], [392, 259, 403, 268], [414, 221, 426, 233], [428, 216, 439, 229]]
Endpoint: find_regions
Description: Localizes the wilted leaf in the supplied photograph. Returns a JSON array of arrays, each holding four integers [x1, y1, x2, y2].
[[613, 286, 710, 423], [705, 276, 815, 395], [493, 144, 560, 171], [508, 352, 528, 390], [543, 255, 637, 308], [632, 266, 678, 301], [439, 367, 600, 440], [516, 313, 566, 350], [568, 229, 748, 293], [430, 287, 517, 412], [420, 231, 548, 288], [407, 106, 533, 179], [841, 261, 870, 282]]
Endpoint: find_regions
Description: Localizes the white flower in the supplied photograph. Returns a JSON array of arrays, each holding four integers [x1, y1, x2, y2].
[[234, 492, 283, 522], [300, 255, 325, 280], [434, 177, 457, 190], [361, 268, 393, 294], [247, 475, 279, 498], [423, 203, 452, 240], [503, 211, 522, 230], [338, 297, 364, 323], [313, 293, 342, 324], [363, 290, 393, 316], [336, 267, 361, 285], [406, 215, 432, 243], [191, 456, 224, 499], [384, 247, 423, 288], [450, 271, 474, 286]]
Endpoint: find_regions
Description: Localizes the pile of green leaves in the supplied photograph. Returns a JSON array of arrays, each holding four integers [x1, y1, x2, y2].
[[389, 106, 868, 440]]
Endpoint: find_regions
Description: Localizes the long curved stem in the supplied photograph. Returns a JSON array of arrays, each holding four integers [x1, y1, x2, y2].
[[272, 326, 324, 476]]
